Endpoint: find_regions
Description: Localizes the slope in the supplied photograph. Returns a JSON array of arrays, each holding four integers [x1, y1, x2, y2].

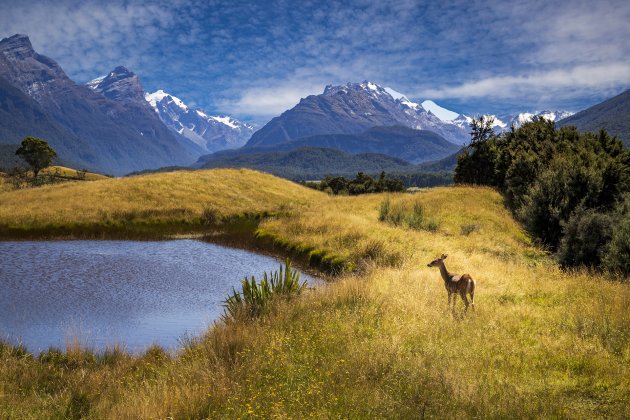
[[558, 89, 630, 147], [199, 147, 416, 180]]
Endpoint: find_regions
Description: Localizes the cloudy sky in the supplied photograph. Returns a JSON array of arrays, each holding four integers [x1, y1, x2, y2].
[[1, 0, 628, 124]]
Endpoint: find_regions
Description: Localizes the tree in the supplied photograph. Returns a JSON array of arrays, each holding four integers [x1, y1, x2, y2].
[[15, 137, 57, 178], [454, 116, 500, 185], [469, 115, 495, 145]]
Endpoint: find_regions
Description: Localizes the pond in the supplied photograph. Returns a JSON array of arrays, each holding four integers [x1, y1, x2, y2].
[[0, 240, 318, 354]]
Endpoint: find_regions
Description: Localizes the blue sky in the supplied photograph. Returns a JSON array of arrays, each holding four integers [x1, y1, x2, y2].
[[1, 0, 629, 124]]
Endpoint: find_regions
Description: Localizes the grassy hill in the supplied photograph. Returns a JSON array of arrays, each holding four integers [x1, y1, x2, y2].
[[0, 169, 628, 418]]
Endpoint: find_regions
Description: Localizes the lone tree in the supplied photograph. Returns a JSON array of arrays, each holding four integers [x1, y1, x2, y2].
[[15, 136, 57, 178]]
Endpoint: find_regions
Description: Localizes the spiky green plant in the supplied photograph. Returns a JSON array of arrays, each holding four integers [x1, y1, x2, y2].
[[223, 259, 307, 321]]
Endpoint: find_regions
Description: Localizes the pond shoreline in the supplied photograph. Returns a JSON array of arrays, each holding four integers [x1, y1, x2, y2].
[[0, 213, 351, 277], [0, 239, 322, 354]]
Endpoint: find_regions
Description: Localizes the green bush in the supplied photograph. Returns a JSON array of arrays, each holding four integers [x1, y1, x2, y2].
[[557, 208, 615, 268], [310, 172, 404, 195], [602, 218, 630, 278], [223, 259, 307, 320]]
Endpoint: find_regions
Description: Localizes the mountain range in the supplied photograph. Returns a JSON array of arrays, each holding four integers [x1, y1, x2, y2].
[[0, 34, 253, 175], [1, 33, 626, 180], [0, 34, 196, 175], [143, 90, 253, 153]]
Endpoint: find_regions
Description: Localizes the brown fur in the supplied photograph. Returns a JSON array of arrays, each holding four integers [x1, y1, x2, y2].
[[427, 254, 476, 312]]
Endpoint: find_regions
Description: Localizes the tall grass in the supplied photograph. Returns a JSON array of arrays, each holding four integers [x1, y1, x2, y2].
[[378, 196, 438, 232], [223, 259, 307, 320]]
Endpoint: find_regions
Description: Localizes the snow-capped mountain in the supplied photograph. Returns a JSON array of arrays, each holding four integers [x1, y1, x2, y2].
[[0, 34, 195, 175], [415, 99, 572, 136], [246, 81, 470, 148], [144, 90, 254, 153], [500, 110, 574, 129]]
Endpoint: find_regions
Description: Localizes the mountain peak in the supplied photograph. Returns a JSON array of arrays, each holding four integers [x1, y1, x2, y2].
[[323, 81, 390, 98], [145, 89, 254, 152], [89, 66, 144, 104], [145, 89, 188, 111], [0, 34, 36, 59], [109, 66, 133, 77]]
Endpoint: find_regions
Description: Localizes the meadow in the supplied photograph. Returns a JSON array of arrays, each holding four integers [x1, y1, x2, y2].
[[0, 168, 628, 418]]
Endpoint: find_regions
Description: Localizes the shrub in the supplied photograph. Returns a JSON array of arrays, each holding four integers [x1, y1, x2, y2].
[[223, 259, 307, 320], [460, 223, 479, 236], [602, 218, 630, 278], [557, 208, 615, 268]]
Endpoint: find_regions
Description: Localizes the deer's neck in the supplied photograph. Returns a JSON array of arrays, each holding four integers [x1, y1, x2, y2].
[[438, 262, 452, 282]]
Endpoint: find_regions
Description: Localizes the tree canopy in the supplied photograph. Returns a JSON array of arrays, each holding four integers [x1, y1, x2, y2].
[[15, 137, 57, 177]]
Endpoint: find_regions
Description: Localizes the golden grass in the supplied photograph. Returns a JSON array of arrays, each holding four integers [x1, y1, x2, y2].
[[40, 166, 109, 181], [0, 168, 320, 229], [0, 169, 628, 418]]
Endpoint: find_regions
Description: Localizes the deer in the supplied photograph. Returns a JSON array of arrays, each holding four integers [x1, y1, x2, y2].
[[427, 254, 475, 312]]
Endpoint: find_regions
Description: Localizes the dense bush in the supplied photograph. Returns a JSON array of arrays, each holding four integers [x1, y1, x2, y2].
[[455, 117, 630, 275], [557, 208, 615, 268], [602, 218, 630, 276]]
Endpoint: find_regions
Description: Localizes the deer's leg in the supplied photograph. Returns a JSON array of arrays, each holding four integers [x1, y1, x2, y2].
[[447, 292, 452, 308], [469, 281, 476, 311], [460, 289, 469, 312]]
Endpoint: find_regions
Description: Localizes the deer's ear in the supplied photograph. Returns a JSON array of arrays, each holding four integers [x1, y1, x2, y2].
[[441, 254, 448, 259]]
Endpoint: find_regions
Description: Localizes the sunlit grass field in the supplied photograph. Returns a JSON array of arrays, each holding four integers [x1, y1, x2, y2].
[[0, 166, 108, 193], [0, 168, 628, 418]]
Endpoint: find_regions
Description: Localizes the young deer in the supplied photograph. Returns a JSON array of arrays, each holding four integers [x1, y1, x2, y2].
[[427, 254, 475, 312]]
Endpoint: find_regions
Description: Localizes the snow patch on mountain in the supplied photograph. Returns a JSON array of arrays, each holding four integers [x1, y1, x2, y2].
[[421, 100, 460, 121], [145, 90, 254, 152], [145, 89, 188, 112]]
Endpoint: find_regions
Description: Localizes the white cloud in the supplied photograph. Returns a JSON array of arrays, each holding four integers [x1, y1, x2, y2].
[[222, 83, 325, 117], [422, 63, 630, 100]]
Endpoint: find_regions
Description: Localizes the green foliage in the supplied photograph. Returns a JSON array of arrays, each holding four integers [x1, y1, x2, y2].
[[223, 259, 307, 321], [602, 218, 630, 277], [557, 208, 615, 268], [15, 137, 57, 177], [470, 115, 496, 145], [309, 172, 404, 195], [453, 116, 500, 186], [454, 118, 630, 275], [378, 197, 390, 221]]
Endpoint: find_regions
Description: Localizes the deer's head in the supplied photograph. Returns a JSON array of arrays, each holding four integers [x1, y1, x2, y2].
[[427, 254, 447, 267]]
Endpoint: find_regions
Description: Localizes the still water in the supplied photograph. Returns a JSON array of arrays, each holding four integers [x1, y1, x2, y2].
[[0, 240, 317, 353]]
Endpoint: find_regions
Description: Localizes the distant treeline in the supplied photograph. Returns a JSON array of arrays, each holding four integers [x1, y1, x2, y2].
[[305, 172, 405, 195], [456, 117, 630, 276], [386, 171, 453, 188]]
